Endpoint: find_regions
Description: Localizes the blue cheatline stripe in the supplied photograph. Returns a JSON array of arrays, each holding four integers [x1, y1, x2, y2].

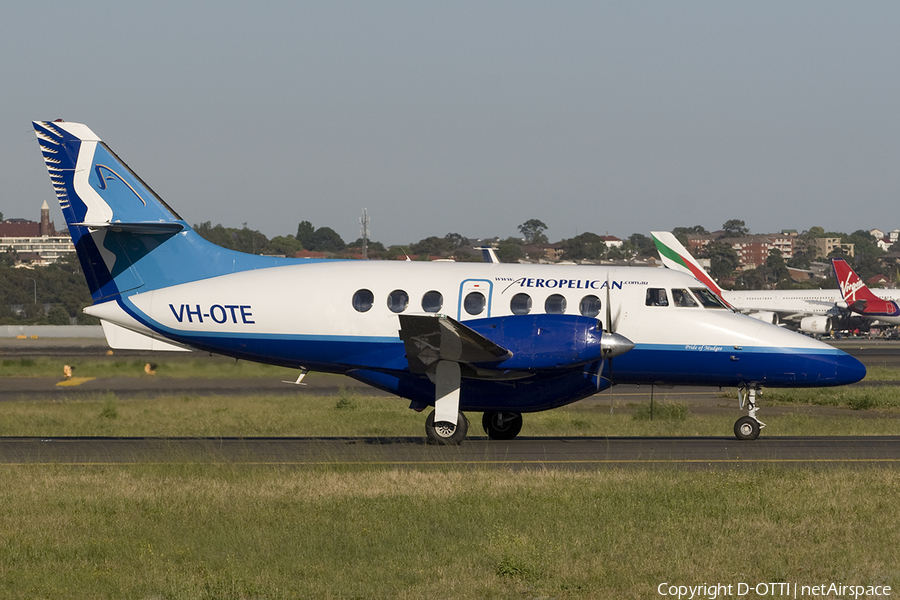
[[632, 343, 845, 356], [115, 297, 398, 345]]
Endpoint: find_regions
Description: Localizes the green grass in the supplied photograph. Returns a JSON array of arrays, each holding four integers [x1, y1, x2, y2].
[[1, 465, 898, 599], [853, 364, 900, 381], [764, 387, 900, 411], [1, 392, 899, 437], [0, 355, 303, 379]]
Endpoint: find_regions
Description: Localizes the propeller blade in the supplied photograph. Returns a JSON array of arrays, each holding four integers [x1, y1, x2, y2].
[[595, 269, 634, 391], [605, 273, 613, 333], [595, 359, 605, 390]]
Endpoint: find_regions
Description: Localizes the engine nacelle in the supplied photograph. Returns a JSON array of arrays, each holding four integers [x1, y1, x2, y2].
[[800, 316, 832, 334], [748, 311, 778, 325], [467, 314, 605, 370]]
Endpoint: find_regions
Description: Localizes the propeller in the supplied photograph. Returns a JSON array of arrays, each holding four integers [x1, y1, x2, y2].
[[594, 270, 634, 390]]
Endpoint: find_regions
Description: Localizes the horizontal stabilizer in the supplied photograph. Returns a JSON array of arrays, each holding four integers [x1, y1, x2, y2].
[[398, 314, 512, 374], [71, 221, 185, 234], [100, 320, 191, 352]]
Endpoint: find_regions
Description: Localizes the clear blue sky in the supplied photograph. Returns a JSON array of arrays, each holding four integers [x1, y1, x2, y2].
[[2, 2, 898, 246]]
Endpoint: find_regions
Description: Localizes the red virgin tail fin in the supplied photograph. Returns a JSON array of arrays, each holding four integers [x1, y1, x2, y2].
[[832, 258, 899, 316]]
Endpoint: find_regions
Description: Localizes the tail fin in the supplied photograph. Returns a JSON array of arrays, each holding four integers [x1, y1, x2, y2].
[[650, 231, 731, 307], [832, 258, 899, 317], [33, 121, 293, 302]]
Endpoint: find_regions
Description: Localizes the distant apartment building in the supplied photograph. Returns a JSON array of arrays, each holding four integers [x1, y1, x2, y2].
[[2, 236, 75, 266], [685, 234, 717, 252], [686, 233, 796, 270], [0, 201, 75, 265], [718, 235, 795, 269], [811, 237, 854, 259]]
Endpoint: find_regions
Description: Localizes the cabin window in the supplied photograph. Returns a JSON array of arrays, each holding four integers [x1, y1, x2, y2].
[[646, 288, 668, 307], [672, 288, 699, 307], [579, 295, 601, 318], [464, 291, 486, 315], [387, 289, 409, 313], [691, 288, 728, 309], [510, 293, 532, 315], [545, 294, 567, 314], [352, 289, 374, 312], [422, 290, 443, 313]]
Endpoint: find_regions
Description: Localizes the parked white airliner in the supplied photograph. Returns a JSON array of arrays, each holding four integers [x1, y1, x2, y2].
[[33, 121, 865, 442], [652, 231, 900, 333]]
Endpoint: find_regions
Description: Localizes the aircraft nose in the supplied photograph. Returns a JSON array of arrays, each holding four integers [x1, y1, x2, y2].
[[833, 351, 866, 385]]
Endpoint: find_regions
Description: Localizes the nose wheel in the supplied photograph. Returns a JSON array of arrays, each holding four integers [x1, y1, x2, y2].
[[734, 386, 765, 440], [734, 416, 761, 440]]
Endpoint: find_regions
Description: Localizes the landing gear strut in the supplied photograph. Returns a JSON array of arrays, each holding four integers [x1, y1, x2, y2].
[[734, 386, 765, 440], [482, 411, 523, 440]]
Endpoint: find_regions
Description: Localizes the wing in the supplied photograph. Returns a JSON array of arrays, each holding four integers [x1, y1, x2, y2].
[[398, 314, 512, 374]]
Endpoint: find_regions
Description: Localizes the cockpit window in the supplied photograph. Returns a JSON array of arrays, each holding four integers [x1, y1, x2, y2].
[[645, 288, 668, 307], [672, 288, 699, 307], [691, 287, 729, 309]]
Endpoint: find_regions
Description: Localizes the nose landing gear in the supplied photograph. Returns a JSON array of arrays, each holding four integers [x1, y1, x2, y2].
[[734, 385, 765, 440]]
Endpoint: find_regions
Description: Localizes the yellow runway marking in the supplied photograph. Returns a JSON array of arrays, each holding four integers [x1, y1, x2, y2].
[[56, 377, 96, 387]]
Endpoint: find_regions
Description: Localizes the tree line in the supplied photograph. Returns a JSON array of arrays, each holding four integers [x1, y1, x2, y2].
[[1, 217, 896, 325]]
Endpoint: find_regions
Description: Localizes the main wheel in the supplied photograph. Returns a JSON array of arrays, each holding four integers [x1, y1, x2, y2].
[[482, 411, 523, 440], [734, 416, 761, 440], [425, 410, 468, 445]]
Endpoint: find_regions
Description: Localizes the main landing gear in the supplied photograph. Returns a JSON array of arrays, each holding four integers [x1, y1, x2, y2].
[[425, 410, 469, 445], [734, 385, 765, 440], [482, 411, 523, 440], [424, 410, 526, 444]]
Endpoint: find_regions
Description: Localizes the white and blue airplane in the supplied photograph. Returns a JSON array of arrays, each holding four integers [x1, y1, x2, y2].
[[33, 120, 866, 442]]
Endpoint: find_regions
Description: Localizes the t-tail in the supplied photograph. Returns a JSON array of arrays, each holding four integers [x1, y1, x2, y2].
[[650, 231, 731, 308], [832, 258, 900, 318], [33, 121, 299, 303]]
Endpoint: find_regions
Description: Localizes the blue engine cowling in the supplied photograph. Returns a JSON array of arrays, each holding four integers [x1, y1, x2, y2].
[[465, 314, 604, 370]]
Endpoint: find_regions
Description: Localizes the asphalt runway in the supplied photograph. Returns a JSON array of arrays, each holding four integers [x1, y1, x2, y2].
[[1, 436, 899, 467], [2, 337, 900, 467]]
